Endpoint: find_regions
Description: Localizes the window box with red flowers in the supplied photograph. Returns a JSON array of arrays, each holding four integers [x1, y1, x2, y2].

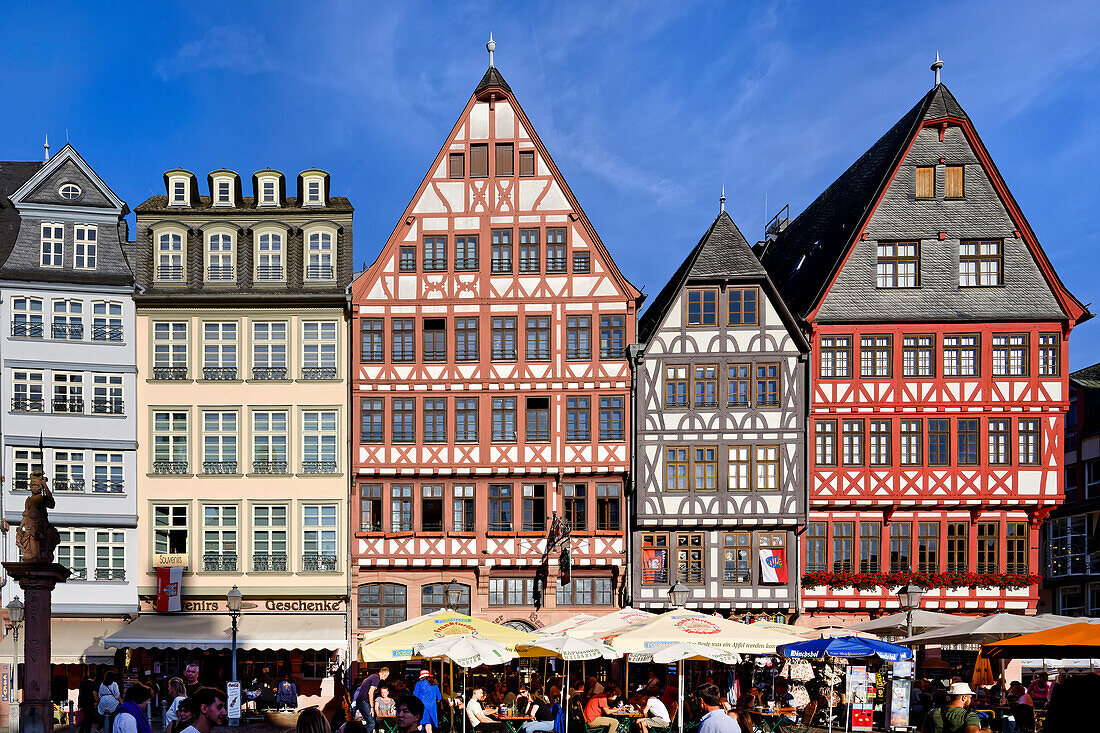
[[801, 571, 1042, 591]]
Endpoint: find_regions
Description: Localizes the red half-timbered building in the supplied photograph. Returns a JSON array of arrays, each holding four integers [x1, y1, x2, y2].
[[350, 61, 642, 640], [761, 77, 1089, 620]]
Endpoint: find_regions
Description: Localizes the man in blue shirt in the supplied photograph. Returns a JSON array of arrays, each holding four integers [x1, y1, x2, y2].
[[697, 684, 741, 733]]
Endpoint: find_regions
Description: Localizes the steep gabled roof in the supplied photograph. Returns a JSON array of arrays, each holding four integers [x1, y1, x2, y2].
[[475, 66, 511, 94], [1071, 363, 1100, 391], [0, 161, 43, 268]]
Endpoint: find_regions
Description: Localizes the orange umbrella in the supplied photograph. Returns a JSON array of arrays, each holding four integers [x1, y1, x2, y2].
[[983, 622, 1100, 659], [971, 655, 995, 686]]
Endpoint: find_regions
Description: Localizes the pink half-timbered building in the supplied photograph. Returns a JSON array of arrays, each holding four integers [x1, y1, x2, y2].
[[350, 61, 642, 640]]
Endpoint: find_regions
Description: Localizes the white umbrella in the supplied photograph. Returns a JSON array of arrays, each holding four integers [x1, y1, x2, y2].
[[644, 643, 741, 733], [519, 635, 621, 661], [850, 609, 959, 637], [537, 615, 599, 637], [416, 636, 515, 733], [902, 612, 1080, 646]]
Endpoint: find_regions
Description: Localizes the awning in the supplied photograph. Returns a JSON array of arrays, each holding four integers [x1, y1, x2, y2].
[[105, 613, 346, 651], [0, 618, 128, 664]]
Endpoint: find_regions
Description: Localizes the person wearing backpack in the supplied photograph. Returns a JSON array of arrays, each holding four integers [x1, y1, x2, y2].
[[920, 683, 991, 733], [98, 671, 122, 732]]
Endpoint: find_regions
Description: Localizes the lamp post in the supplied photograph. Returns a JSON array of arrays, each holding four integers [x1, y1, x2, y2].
[[447, 578, 463, 611], [897, 583, 925, 640], [667, 582, 689, 608], [226, 586, 242, 727], [7, 598, 24, 733]]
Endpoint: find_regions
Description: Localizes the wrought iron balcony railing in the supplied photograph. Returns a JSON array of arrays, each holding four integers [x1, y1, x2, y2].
[[488, 520, 513, 532], [422, 258, 447, 272], [53, 479, 86, 492], [203, 461, 238, 475], [153, 366, 188, 380], [203, 367, 238, 380], [95, 568, 126, 581], [252, 553, 288, 572], [204, 553, 238, 572], [157, 265, 184, 282], [252, 367, 288, 380], [256, 265, 284, 282], [206, 265, 236, 282], [301, 367, 337, 380], [600, 346, 626, 359], [301, 460, 337, 474], [491, 348, 517, 361], [490, 260, 513, 274], [599, 429, 625, 441], [526, 429, 551, 442], [566, 347, 592, 360], [153, 460, 188, 474], [92, 480, 124, 493], [455, 258, 479, 271], [67, 567, 88, 580], [92, 324, 124, 341], [12, 398, 44, 412], [546, 257, 567, 273], [11, 322, 43, 338], [92, 398, 124, 415], [52, 398, 85, 413], [301, 554, 338, 572], [52, 323, 84, 340], [306, 264, 334, 280], [252, 460, 287, 475]]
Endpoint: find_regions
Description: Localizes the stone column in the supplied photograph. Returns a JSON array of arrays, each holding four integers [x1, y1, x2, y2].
[[3, 562, 70, 733]]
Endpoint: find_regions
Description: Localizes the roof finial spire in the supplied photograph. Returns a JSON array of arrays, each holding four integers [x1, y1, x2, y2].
[[43, 133, 49, 162], [931, 51, 943, 88], [487, 33, 496, 68], [719, 184, 726, 213]]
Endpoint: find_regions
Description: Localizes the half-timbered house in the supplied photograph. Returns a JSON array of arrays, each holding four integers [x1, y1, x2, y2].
[[350, 60, 642, 639], [760, 77, 1089, 620], [631, 208, 808, 617]]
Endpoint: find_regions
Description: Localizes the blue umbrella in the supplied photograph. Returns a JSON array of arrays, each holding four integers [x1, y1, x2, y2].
[[778, 635, 912, 661]]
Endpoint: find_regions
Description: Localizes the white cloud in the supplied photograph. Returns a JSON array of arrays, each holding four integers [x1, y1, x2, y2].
[[156, 26, 276, 81]]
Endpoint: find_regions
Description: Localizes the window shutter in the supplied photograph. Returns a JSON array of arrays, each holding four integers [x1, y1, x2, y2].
[[470, 145, 488, 177], [519, 151, 535, 176], [495, 144, 514, 176], [945, 165, 964, 198], [448, 153, 465, 179], [915, 166, 934, 198]]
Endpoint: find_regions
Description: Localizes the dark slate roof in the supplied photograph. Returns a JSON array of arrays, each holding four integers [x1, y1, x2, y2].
[[475, 66, 511, 94], [638, 211, 767, 342], [1071, 363, 1100, 390], [0, 162, 44, 267], [760, 84, 966, 318], [134, 195, 353, 214]]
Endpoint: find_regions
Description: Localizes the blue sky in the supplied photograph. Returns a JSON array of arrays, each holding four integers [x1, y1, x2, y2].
[[4, 1, 1100, 366]]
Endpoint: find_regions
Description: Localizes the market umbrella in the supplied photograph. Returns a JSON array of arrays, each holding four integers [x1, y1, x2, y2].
[[647, 643, 741, 733], [517, 636, 621, 733], [566, 607, 656, 639], [901, 612, 1080, 646], [606, 609, 803, 655], [360, 611, 537, 661], [971, 655, 995, 686], [797, 625, 876, 640], [416, 635, 516, 733], [778, 636, 912, 662], [537, 614, 599, 637], [850, 609, 959, 636], [983, 622, 1100, 659]]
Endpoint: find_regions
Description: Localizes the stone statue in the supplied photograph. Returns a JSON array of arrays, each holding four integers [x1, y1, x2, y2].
[[16, 470, 59, 563]]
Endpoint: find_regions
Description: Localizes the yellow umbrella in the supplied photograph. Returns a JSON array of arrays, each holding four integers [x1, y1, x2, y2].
[[360, 611, 537, 662], [971, 655, 995, 686]]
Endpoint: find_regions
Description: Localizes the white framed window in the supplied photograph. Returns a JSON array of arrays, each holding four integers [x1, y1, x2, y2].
[[12, 448, 43, 491], [92, 374, 123, 414], [943, 334, 979, 377], [153, 322, 188, 378], [13, 369, 45, 412], [52, 299, 83, 340], [251, 322, 287, 379], [302, 321, 337, 379], [755, 445, 780, 490], [213, 178, 233, 206], [74, 225, 97, 269], [202, 410, 238, 474], [58, 530, 87, 579], [993, 334, 1029, 376], [202, 505, 238, 571], [304, 177, 323, 206], [40, 223, 64, 267], [156, 230, 185, 281], [252, 505, 288, 571], [252, 411, 288, 474], [92, 301, 123, 341], [54, 450, 85, 492], [12, 296, 44, 338], [259, 178, 278, 206], [255, 230, 285, 281], [169, 176, 190, 206], [302, 410, 338, 473], [727, 446, 750, 491], [52, 372, 84, 414], [302, 504, 337, 571], [206, 231, 235, 281], [153, 411, 189, 474], [202, 321, 238, 379], [154, 504, 189, 554], [59, 183, 81, 200], [94, 530, 125, 581], [304, 227, 335, 281], [93, 452, 124, 493]]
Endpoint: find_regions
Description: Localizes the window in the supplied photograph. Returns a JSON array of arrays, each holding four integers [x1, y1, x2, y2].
[[727, 288, 758, 325], [599, 396, 625, 441], [974, 522, 999, 574], [360, 319, 384, 362], [915, 166, 934, 198], [960, 239, 1003, 286], [1018, 419, 1040, 466], [206, 232, 234, 281], [92, 301, 123, 342], [665, 366, 688, 408], [54, 450, 85, 492], [399, 246, 416, 272], [453, 485, 475, 531], [491, 397, 516, 441], [58, 530, 87, 580], [301, 410, 338, 473], [157, 231, 184, 281], [253, 410, 288, 473], [488, 484, 513, 531], [455, 235, 478, 271], [1038, 333, 1060, 376], [686, 289, 718, 326], [491, 317, 516, 360], [692, 446, 717, 491], [448, 152, 465, 179], [572, 251, 590, 273], [202, 505, 238, 571], [525, 397, 550, 442], [40, 223, 63, 267], [566, 316, 591, 359], [641, 534, 670, 583], [495, 143, 514, 176], [724, 533, 751, 583], [832, 522, 854, 571], [666, 447, 689, 491], [12, 296, 43, 338], [13, 369, 44, 412], [422, 318, 446, 362], [354, 400, 384, 446], [756, 363, 780, 406], [869, 420, 891, 466], [202, 411, 238, 474], [943, 164, 964, 198], [724, 364, 750, 407], [727, 446, 751, 491], [470, 144, 488, 177], [256, 231, 284, 281], [566, 396, 590, 441], [392, 319, 415, 362], [859, 523, 881, 572], [390, 398, 415, 443], [519, 150, 535, 176], [755, 445, 780, 490], [522, 484, 547, 532], [305, 230, 334, 280], [988, 419, 1011, 465], [260, 179, 277, 205], [153, 411, 188, 473], [202, 322, 238, 379], [519, 229, 540, 273], [945, 522, 968, 573], [59, 183, 81, 200], [815, 420, 837, 466], [917, 522, 939, 573], [74, 225, 97, 269], [302, 504, 338, 570], [902, 336, 934, 377], [306, 179, 322, 205], [525, 316, 550, 360], [928, 419, 950, 466], [358, 583, 406, 629], [876, 242, 919, 288], [1006, 523, 1028, 573], [694, 365, 718, 407], [423, 236, 446, 272], [557, 577, 614, 606], [154, 505, 188, 555], [92, 452, 124, 493], [252, 505, 288, 572], [993, 334, 1028, 376], [546, 228, 566, 272], [12, 449, 43, 491], [423, 398, 447, 443], [596, 484, 620, 530], [215, 179, 232, 205], [860, 335, 892, 377], [900, 420, 923, 466], [488, 577, 535, 606], [52, 299, 83, 340], [153, 322, 188, 379], [805, 523, 827, 573], [958, 418, 979, 466], [820, 336, 852, 378], [598, 315, 625, 359], [889, 523, 911, 573], [52, 372, 83, 414], [454, 398, 478, 442], [424, 582, 471, 615], [95, 530, 126, 581], [491, 229, 512, 273], [677, 534, 704, 583], [842, 420, 865, 466], [170, 178, 188, 205], [358, 485, 382, 532], [943, 333, 979, 376], [563, 483, 586, 531], [421, 485, 444, 531], [252, 322, 288, 380]]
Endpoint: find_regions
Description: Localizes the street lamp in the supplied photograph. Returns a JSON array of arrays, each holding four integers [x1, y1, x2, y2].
[[226, 586, 242, 726], [897, 584, 925, 640], [668, 582, 689, 608], [7, 598, 24, 732], [447, 578, 463, 611]]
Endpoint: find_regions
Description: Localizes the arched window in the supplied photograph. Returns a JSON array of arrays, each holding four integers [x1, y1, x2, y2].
[[422, 582, 471, 615], [206, 231, 235, 282], [12, 297, 44, 338], [358, 583, 406, 630], [255, 230, 285, 282]]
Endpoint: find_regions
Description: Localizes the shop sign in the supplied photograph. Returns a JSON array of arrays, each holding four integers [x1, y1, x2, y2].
[[227, 681, 241, 721], [0, 663, 8, 702], [140, 598, 345, 613], [154, 553, 188, 568]]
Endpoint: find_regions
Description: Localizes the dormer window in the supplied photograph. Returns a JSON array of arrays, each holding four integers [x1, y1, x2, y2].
[[255, 229, 285, 282], [74, 226, 97, 270], [303, 225, 336, 282], [155, 229, 185, 282], [306, 180, 322, 206], [206, 231, 235, 282], [169, 177, 190, 206], [261, 180, 277, 206], [40, 224, 64, 268], [214, 179, 233, 206]]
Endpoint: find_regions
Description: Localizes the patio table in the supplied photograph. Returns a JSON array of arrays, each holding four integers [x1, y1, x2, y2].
[[750, 708, 798, 733], [377, 714, 398, 733], [497, 713, 534, 733]]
